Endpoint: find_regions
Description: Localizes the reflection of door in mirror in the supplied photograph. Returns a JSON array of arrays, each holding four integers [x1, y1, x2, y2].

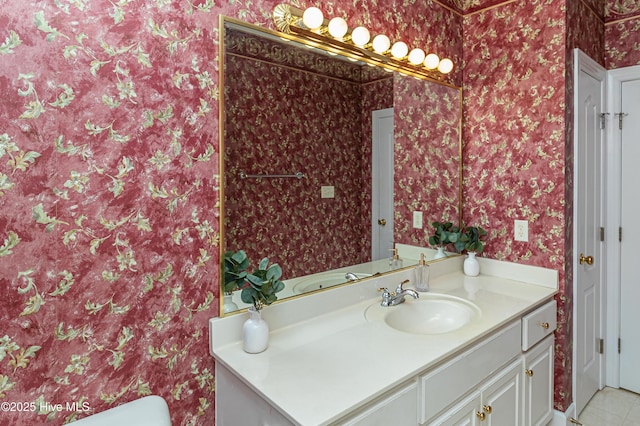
[[372, 108, 394, 261]]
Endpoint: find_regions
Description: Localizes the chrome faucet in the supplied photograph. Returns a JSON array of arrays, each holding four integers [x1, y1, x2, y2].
[[378, 279, 419, 307], [345, 272, 359, 281]]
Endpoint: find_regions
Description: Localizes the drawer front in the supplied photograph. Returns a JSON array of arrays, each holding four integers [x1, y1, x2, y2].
[[522, 299, 557, 351], [419, 321, 521, 424]]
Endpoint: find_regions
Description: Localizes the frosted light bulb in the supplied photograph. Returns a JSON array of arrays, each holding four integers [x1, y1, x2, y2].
[[372, 34, 390, 54], [351, 26, 370, 47], [424, 53, 440, 70], [328, 17, 348, 39], [302, 7, 324, 30], [438, 58, 454, 74], [390, 41, 408, 59], [408, 48, 426, 65]]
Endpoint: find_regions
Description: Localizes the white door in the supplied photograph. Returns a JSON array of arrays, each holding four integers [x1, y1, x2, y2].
[[573, 49, 605, 414], [372, 108, 394, 261], [619, 79, 640, 394]]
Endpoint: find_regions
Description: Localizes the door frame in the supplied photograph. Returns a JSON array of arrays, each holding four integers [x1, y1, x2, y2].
[[604, 63, 640, 388], [572, 48, 607, 411]]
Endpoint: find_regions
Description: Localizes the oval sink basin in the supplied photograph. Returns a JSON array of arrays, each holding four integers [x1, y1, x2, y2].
[[365, 294, 481, 335], [293, 272, 372, 294]]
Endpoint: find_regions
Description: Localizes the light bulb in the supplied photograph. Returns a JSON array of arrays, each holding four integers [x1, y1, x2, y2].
[[438, 58, 454, 74], [372, 34, 390, 54], [302, 7, 324, 30], [328, 17, 348, 39], [351, 26, 370, 47], [424, 53, 440, 70], [408, 48, 426, 65], [390, 41, 408, 59]]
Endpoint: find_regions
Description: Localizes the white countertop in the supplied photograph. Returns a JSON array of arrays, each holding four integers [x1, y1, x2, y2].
[[210, 257, 558, 426]]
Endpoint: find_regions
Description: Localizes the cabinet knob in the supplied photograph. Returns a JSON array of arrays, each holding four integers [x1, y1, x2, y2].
[[378, 218, 387, 226], [476, 411, 486, 421], [483, 405, 492, 414], [540, 321, 550, 330], [525, 369, 534, 377]]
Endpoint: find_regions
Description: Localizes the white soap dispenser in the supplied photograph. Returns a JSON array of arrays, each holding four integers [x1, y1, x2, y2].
[[415, 253, 430, 292], [389, 248, 403, 270]]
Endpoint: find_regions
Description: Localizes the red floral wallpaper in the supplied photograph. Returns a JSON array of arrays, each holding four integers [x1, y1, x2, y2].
[[1, 0, 636, 423], [224, 30, 378, 277], [394, 75, 461, 244], [605, 1, 640, 68]]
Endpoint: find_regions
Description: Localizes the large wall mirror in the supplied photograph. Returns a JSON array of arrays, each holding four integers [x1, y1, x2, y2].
[[219, 16, 462, 315]]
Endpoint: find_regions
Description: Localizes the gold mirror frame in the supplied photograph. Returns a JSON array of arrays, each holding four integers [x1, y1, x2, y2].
[[218, 15, 463, 316]]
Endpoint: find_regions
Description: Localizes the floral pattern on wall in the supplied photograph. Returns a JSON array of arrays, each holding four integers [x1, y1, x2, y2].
[[462, 0, 570, 411], [393, 75, 461, 244], [224, 31, 374, 277], [605, 0, 640, 69], [0, 1, 221, 424]]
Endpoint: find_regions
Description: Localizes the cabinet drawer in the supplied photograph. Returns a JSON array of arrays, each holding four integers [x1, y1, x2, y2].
[[419, 321, 521, 424], [522, 300, 557, 351]]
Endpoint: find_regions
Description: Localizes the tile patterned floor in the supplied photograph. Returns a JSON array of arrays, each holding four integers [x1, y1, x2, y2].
[[577, 387, 640, 426]]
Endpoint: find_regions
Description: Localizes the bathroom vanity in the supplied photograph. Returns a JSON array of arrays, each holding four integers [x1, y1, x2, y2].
[[209, 257, 558, 425]]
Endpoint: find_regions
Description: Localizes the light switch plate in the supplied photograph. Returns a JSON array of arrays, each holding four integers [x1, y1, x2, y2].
[[514, 220, 528, 242], [321, 186, 335, 198], [413, 211, 423, 229]]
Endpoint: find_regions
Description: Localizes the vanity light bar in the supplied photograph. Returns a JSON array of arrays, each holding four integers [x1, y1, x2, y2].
[[272, 4, 454, 81]]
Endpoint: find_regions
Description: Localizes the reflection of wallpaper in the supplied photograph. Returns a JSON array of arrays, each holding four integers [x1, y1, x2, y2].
[[394, 75, 461, 245], [224, 52, 370, 278], [605, 0, 640, 68]]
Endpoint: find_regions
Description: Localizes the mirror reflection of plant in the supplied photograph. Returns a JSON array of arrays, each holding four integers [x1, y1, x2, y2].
[[223, 250, 285, 311], [453, 225, 487, 254], [428, 221, 460, 249]]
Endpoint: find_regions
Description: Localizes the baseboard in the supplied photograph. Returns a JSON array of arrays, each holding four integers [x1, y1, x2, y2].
[[551, 403, 577, 426]]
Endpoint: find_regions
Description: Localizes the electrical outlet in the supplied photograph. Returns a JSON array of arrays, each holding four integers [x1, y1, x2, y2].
[[413, 211, 423, 229], [321, 186, 335, 198], [514, 220, 528, 242]]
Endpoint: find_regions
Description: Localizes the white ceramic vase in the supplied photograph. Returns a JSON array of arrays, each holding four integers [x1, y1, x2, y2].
[[434, 247, 447, 259], [463, 252, 480, 276], [242, 306, 269, 354], [223, 292, 239, 314]]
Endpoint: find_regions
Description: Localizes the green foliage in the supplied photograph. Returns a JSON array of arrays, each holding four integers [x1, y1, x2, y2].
[[428, 221, 459, 248], [223, 250, 285, 311], [453, 225, 488, 254]]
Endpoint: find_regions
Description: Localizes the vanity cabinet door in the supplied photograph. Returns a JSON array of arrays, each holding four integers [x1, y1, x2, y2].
[[425, 391, 482, 426], [338, 380, 418, 426], [479, 358, 523, 425], [523, 335, 554, 426]]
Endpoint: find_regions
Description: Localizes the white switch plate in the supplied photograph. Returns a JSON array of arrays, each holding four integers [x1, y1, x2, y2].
[[514, 220, 528, 242], [321, 186, 335, 198], [413, 211, 423, 229]]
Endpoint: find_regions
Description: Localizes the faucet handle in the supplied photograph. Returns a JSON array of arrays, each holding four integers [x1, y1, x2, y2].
[[378, 287, 391, 306], [395, 279, 410, 293]]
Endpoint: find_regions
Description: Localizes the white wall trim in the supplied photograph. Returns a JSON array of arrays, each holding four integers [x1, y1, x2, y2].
[[551, 403, 577, 426]]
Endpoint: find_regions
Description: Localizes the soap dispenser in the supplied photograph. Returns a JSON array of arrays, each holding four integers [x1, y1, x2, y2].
[[414, 253, 430, 292], [389, 248, 403, 270]]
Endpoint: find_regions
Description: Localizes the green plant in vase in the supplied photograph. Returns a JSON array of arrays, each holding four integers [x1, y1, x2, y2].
[[428, 221, 459, 259], [223, 250, 285, 311], [453, 225, 487, 277]]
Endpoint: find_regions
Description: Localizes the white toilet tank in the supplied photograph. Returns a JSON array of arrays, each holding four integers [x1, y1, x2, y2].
[[71, 395, 171, 425]]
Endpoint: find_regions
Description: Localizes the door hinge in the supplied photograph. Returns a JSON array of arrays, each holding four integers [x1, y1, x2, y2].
[[600, 227, 605, 242], [600, 112, 610, 129], [619, 338, 621, 354], [615, 112, 629, 130], [598, 338, 604, 354], [620, 227, 623, 242]]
